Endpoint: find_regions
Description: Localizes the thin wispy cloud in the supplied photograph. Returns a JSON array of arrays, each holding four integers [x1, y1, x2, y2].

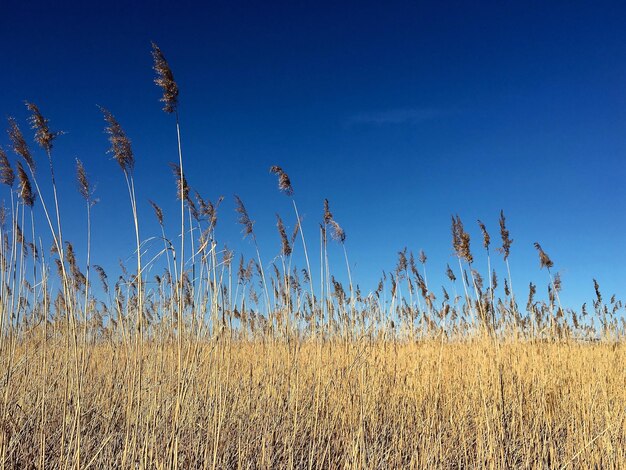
[[348, 107, 454, 125]]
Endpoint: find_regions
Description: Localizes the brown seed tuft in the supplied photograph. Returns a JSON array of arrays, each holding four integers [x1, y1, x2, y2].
[[328, 220, 346, 243], [7, 117, 35, 172], [169, 162, 189, 201], [16, 162, 36, 207], [498, 210, 513, 260], [101, 107, 134, 173], [94, 264, 109, 294], [149, 200, 164, 226], [269, 166, 294, 196], [477, 220, 490, 250], [323, 199, 333, 224], [0, 147, 14, 187], [151, 42, 179, 114], [25, 102, 62, 153], [533, 242, 553, 270], [234, 195, 254, 239], [276, 214, 292, 256], [76, 158, 96, 205], [452, 215, 473, 264]]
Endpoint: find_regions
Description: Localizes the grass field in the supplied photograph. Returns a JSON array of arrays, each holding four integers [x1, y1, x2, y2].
[[0, 43, 624, 469], [2, 338, 625, 468], [3, 339, 626, 468]]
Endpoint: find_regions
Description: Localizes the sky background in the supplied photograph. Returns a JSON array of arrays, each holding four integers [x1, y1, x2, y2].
[[2, 1, 626, 309]]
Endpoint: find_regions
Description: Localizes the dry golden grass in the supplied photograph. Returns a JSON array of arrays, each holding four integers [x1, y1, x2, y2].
[[2, 337, 624, 468], [2, 43, 625, 469]]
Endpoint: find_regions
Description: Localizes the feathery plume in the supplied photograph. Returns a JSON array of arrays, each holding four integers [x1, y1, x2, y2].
[[322, 198, 345, 242], [65, 241, 77, 270], [168, 162, 189, 201], [533, 242, 553, 270], [477, 220, 490, 250], [16, 162, 35, 207], [196, 192, 223, 230], [553, 272, 562, 292], [396, 248, 408, 275], [328, 220, 346, 243], [269, 166, 294, 196], [498, 210, 513, 260], [409, 251, 417, 275], [101, 107, 134, 173], [149, 200, 164, 226], [593, 278, 602, 304], [94, 264, 109, 294], [446, 264, 456, 282], [234, 195, 254, 239], [0, 147, 14, 187], [290, 216, 301, 245], [276, 214, 292, 256], [151, 42, 179, 114], [237, 255, 246, 283], [194, 191, 209, 220], [15, 223, 25, 247], [186, 196, 199, 221], [527, 282, 536, 312], [323, 199, 333, 224], [222, 245, 234, 267], [76, 158, 96, 204], [452, 216, 461, 256], [7, 117, 35, 171], [452, 215, 473, 263], [25, 102, 61, 153]]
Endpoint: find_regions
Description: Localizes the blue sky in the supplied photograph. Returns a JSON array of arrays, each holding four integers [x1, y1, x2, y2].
[[2, 1, 626, 308]]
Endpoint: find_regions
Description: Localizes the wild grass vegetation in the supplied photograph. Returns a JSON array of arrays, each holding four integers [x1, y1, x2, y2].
[[0, 44, 624, 468]]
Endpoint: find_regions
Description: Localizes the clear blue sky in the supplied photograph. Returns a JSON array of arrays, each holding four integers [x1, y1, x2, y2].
[[2, 1, 626, 308]]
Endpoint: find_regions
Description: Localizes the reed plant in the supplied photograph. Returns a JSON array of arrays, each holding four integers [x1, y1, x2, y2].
[[0, 43, 624, 469]]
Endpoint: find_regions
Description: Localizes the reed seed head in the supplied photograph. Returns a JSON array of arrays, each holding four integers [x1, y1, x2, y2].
[[149, 200, 164, 226], [290, 216, 300, 245], [269, 166, 294, 196], [234, 195, 254, 239], [151, 42, 179, 114], [323, 199, 333, 224], [477, 220, 490, 250], [169, 162, 189, 201], [94, 264, 109, 294], [76, 158, 96, 205], [593, 278, 602, 304], [446, 264, 456, 282], [195, 192, 223, 230], [7, 117, 35, 172], [499, 210, 513, 260], [329, 219, 346, 243], [527, 282, 536, 311], [452, 215, 473, 263], [553, 272, 562, 292], [396, 248, 408, 274], [101, 107, 134, 173], [276, 214, 292, 256], [25, 102, 61, 153], [16, 161, 36, 207], [533, 242, 553, 270], [0, 147, 14, 187]]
